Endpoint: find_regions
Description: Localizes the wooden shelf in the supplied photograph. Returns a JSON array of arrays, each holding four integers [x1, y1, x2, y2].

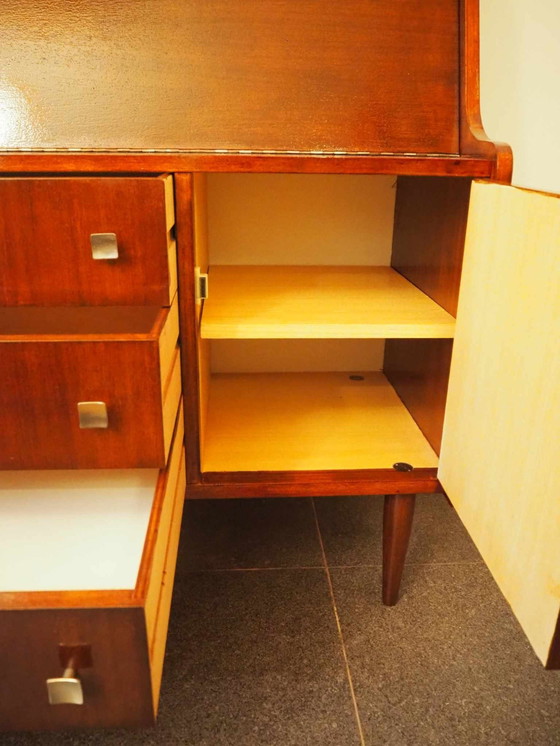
[[201, 266, 456, 339], [202, 371, 439, 472]]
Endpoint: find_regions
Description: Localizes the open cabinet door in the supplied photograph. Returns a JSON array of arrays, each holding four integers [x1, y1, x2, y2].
[[438, 181, 560, 668]]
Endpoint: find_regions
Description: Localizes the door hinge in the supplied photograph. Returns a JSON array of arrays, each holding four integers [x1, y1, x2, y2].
[[195, 267, 209, 301]]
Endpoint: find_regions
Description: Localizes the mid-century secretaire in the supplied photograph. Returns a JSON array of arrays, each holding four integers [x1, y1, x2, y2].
[[0, 0, 558, 732]]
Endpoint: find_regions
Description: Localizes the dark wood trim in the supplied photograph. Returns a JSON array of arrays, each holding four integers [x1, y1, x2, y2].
[[0, 153, 494, 177], [546, 613, 560, 670], [386, 175, 473, 455], [459, 0, 513, 181], [174, 174, 203, 486], [382, 494, 417, 605], [187, 468, 439, 498], [0, 589, 137, 612]]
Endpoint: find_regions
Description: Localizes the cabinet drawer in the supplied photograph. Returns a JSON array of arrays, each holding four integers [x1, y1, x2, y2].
[[0, 176, 176, 306], [0, 405, 186, 732], [0, 298, 180, 469]]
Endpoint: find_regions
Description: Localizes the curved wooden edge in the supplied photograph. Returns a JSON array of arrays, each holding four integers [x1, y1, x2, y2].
[[188, 468, 439, 498], [460, 0, 513, 183]]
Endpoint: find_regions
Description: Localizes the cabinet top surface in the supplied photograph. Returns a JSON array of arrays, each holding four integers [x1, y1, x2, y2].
[[1, 0, 461, 159]]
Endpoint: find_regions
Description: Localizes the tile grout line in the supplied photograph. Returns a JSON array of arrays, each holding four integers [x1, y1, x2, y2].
[[311, 498, 366, 746]]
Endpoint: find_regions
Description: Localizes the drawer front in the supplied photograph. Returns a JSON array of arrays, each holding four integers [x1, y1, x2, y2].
[[0, 300, 180, 470], [0, 407, 186, 731], [0, 176, 175, 306], [0, 608, 154, 731]]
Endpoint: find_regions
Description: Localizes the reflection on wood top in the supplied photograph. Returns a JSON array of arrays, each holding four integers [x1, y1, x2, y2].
[[1, 0, 458, 154]]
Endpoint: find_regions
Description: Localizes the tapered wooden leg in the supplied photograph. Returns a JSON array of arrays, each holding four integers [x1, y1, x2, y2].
[[382, 493, 416, 606]]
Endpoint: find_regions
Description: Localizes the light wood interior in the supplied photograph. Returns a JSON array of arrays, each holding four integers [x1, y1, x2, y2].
[[202, 265, 455, 339], [197, 173, 454, 471], [149, 456, 186, 712], [211, 339, 385, 373], [203, 372, 438, 473], [144, 406, 185, 643], [206, 174, 395, 266], [439, 182, 560, 666]]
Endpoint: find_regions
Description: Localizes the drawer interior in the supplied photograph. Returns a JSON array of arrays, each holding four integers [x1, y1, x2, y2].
[[0, 469, 159, 592]]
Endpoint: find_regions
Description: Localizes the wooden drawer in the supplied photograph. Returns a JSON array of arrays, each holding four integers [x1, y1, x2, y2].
[[0, 405, 186, 732], [0, 176, 176, 306], [0, 298, 181, 469]]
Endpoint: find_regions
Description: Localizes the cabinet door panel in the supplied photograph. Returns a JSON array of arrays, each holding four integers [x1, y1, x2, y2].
[[439, 182, 560, 666]]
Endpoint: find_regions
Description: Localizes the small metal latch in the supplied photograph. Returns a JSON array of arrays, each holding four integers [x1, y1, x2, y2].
[[77, 401, 109, 429], [393, 462, 414, 472], [90, 232, 119, 260], [195, 267, 209, 301]]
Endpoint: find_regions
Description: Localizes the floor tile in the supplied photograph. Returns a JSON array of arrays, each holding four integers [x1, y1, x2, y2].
[[6, 569, 360, 746], [330, 564, 560, 746], [178, 497, 323, 572], [315, 493, 481, 567]]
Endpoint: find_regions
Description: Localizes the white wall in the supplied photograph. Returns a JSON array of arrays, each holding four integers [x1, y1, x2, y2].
[[480, 0, 560, 194]]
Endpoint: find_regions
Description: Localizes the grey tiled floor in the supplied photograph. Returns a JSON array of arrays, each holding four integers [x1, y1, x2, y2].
[[6, 495, 560, 745]]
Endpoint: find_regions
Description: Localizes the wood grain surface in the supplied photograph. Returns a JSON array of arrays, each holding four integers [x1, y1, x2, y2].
[[0, 301, 180, 469], [1, 0, 459, 155], [439, 182, 560, 667], [201, 266, 455, 339], [0, 177, 174, 306], [202, 372, 439, 473]]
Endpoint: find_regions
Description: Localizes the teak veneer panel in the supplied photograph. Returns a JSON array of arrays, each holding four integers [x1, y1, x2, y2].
[[202, 372, 438, 473], [0, 299, 179, 469], [1, 1, 458, 155], [439, 182, 560, 668], [201, 266, 456, 339], [0, 176, 175, 306]]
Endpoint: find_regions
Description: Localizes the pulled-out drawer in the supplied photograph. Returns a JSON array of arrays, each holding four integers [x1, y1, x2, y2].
[[0, 404, 186, 731], [0, 297, 180, 469], [0, 175, 176, 306]]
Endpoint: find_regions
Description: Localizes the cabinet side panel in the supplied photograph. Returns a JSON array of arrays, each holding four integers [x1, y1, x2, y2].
[[384, 339, 452, 456], [391, 176, 472, 316], [439, 182, 560, 666], [175, 173, 203, 484], [0, 607, 152, 731], [385, 176, 471, 454]]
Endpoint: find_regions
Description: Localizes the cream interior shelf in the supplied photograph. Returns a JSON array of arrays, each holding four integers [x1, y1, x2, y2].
[[200, 266, 456, 339], [202, 371, 439, 472]]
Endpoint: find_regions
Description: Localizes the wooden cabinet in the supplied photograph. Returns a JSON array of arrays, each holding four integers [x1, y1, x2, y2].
[[0, 0, 558, 734]]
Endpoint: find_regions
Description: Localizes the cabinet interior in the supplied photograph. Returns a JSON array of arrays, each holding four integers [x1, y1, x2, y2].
[[193, 173, 471, 474]]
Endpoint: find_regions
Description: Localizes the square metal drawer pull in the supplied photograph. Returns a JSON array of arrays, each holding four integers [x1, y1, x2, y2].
[[77, 401, 109, 429], [90, 232, 119, 259], [46, 668, 83, 706]]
